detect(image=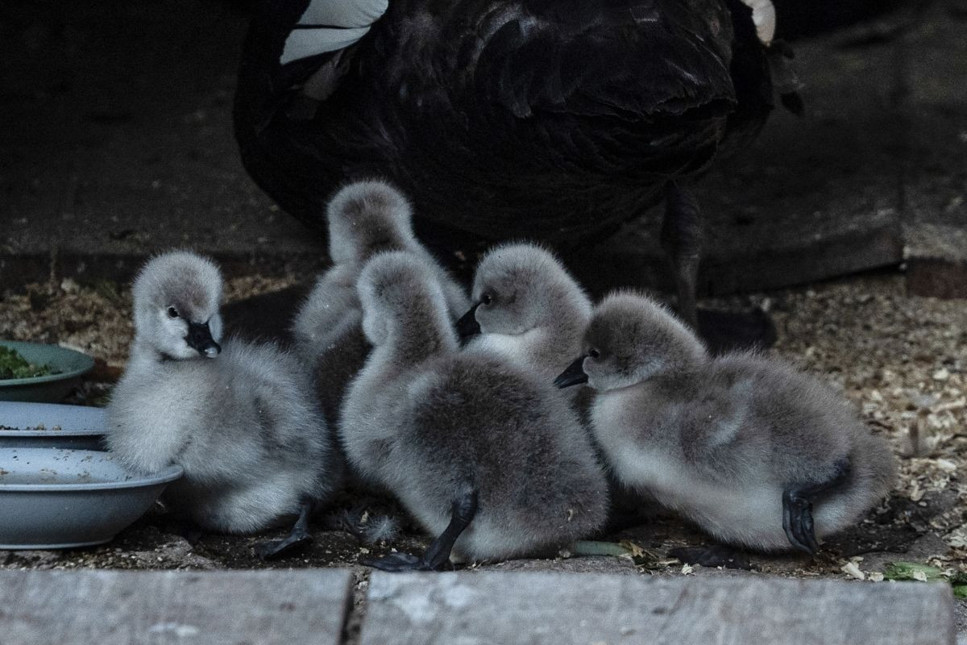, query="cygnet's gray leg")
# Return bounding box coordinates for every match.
[660,181,703,329]
[362,490,479,572]
[782,459,850,555]
[255,497,315,560]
